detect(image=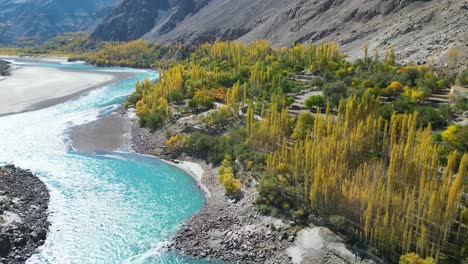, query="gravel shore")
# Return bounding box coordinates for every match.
[71,106,377,263]
[0,165,50,263]
[130,121,376,264]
